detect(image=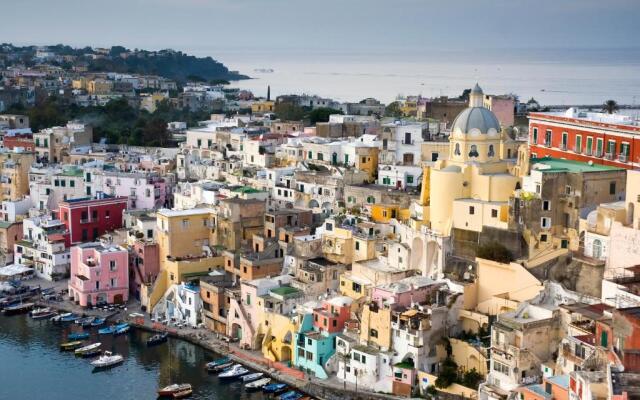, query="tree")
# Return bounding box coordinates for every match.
[458,88,472,102]
[476,241,514,264]
[142,117,170,146]
[308,107,343,124]
[462,368,483,389]
[274,102,306,121]
[384,101,403,118]
[602,99,619,114]
[435,357,459,388]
